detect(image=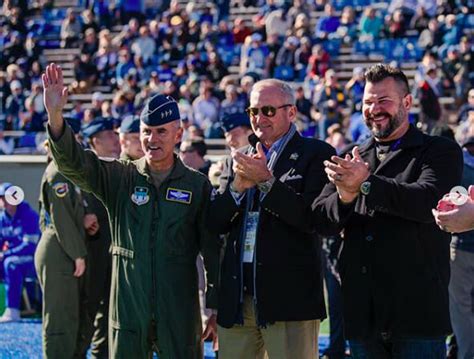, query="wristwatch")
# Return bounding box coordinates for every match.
[360,181,371,196]
[257,176,276,194]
